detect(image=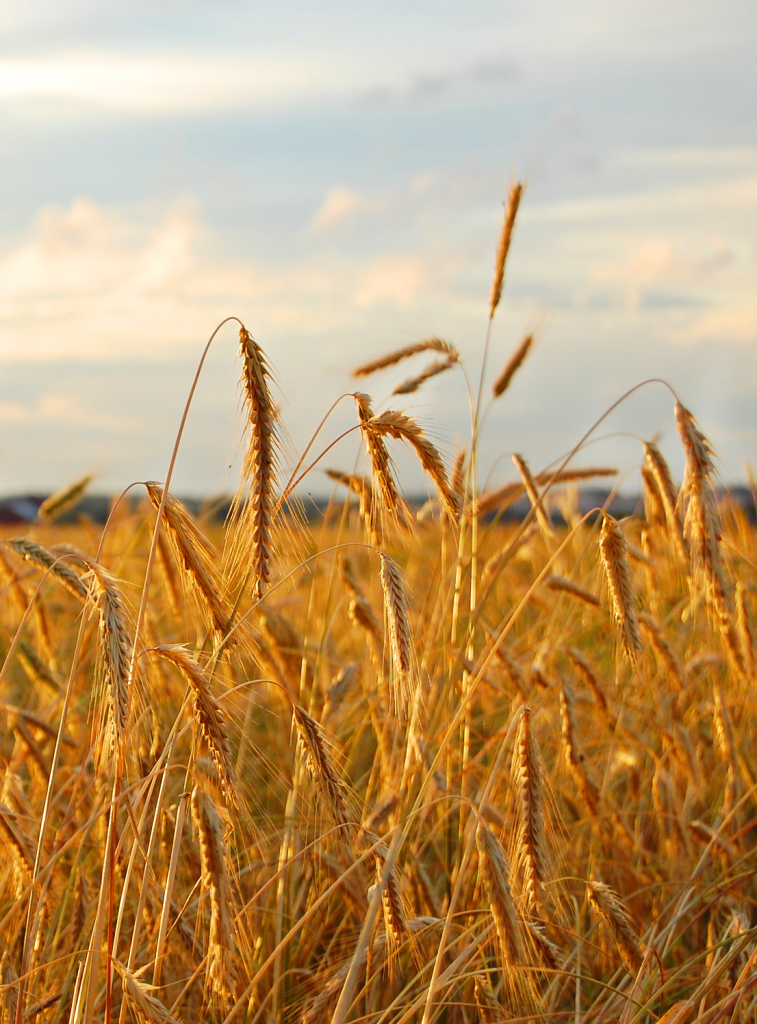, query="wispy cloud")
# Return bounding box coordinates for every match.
[309,173,437,235]
[310,187,365,232]
[0,195,450,362]
[0,392,128,430]
[0,52,342,113]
